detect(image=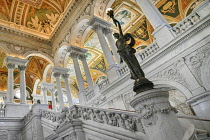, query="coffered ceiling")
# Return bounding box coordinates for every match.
[0,0,73,38]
